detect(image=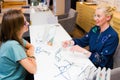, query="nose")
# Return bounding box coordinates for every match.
[26,21,30,26]
[25,21,30,27]
[94,15,100,23]
[93,15,98,21]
